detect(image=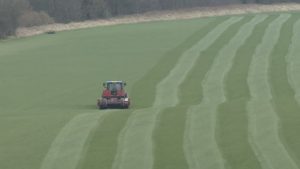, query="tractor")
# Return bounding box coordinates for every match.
[97,81,130,109]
